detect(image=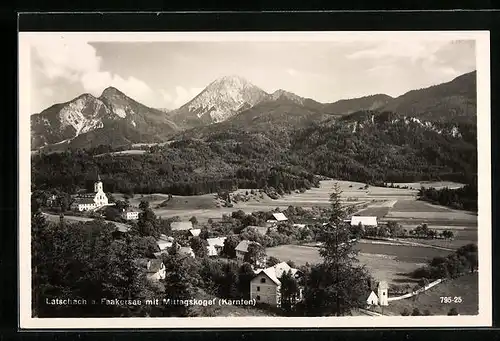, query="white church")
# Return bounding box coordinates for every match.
[70,175,110,212]
[366,281,389,307]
